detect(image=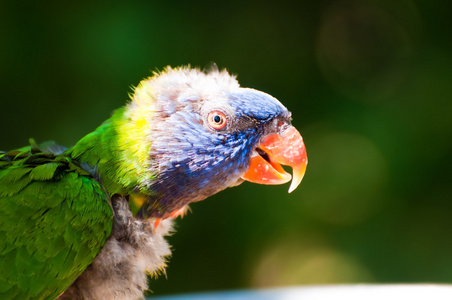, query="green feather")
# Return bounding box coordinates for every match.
[0,101,155,298]
[0,142,113,299]
[29,163,59,181]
